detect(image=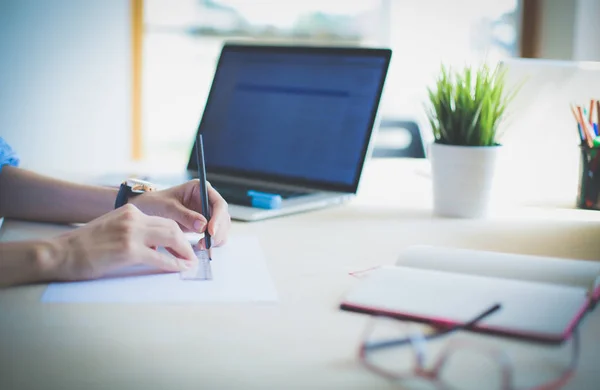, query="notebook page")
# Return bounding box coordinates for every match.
[396,245,600,297]
[341,266,588,342]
